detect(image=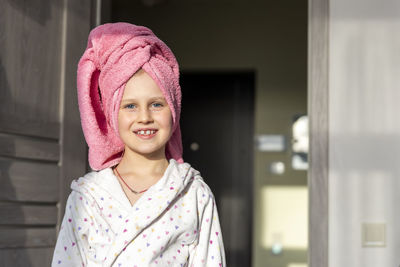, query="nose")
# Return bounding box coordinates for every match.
[137,107,153,123]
